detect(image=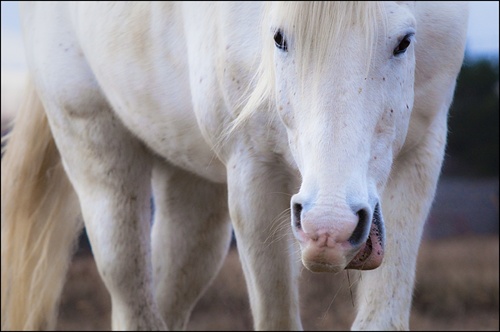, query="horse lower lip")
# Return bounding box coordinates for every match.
[346,213,384,270]
[353,236,373,262]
